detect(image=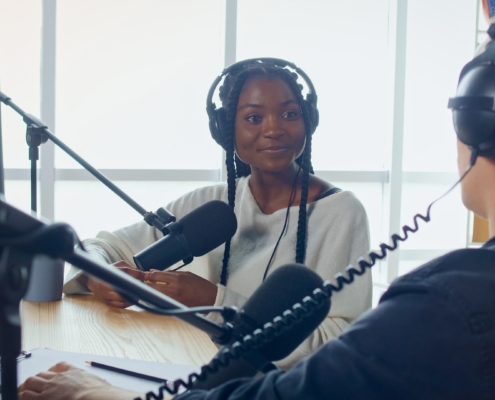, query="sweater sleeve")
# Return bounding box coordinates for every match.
[63,184,227,295]
[63,220,163,294]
